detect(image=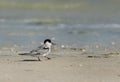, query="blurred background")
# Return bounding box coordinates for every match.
[0,0,120,52]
